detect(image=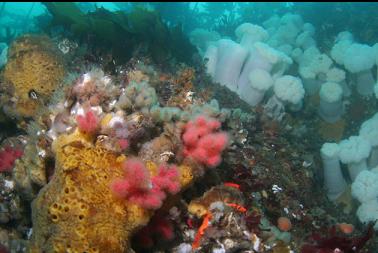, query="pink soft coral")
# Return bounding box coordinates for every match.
[110,158,151,198]
[0,145,23,173]
[76,110,99,134]
[110,159,180,209]
[118,139,129,151]
[182,115,228,168]
[152,164,181,195]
